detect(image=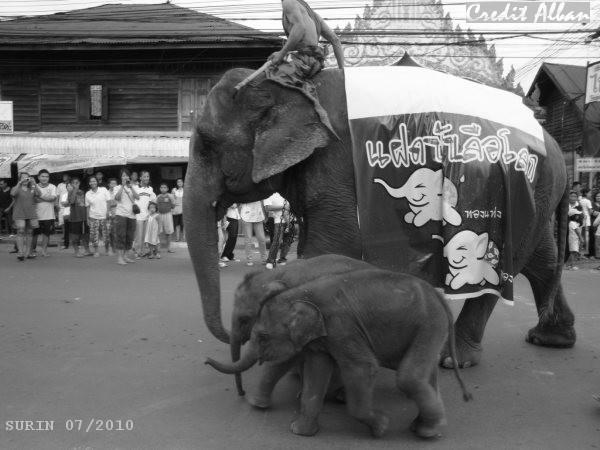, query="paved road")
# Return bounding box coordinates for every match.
[0,242,599,449]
